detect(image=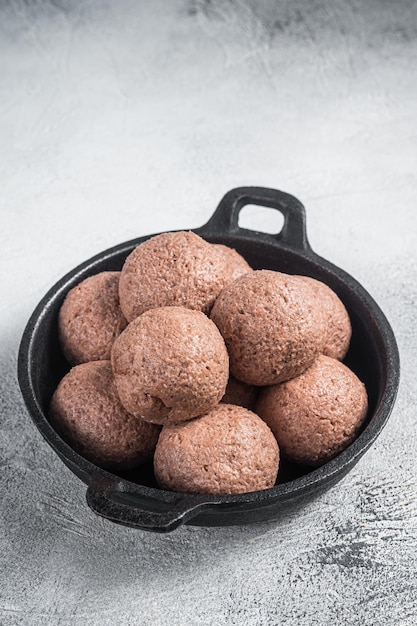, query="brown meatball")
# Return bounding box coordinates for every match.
[221,375,259,410]
[255,355,368,466]
[154,404,279,495]
[212,244,252,281]
[298,276,352,360]
[49,361,160,470]
[58,272,127,365]
[210,270,326,386]
[111,306,229,425]
[118,231,252,322]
